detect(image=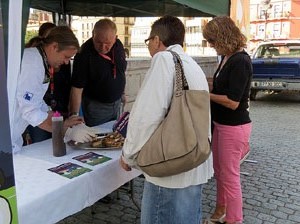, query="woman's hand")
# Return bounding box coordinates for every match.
[119,156,132,171]
[64,123,97,143]
[210,93,239,110]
